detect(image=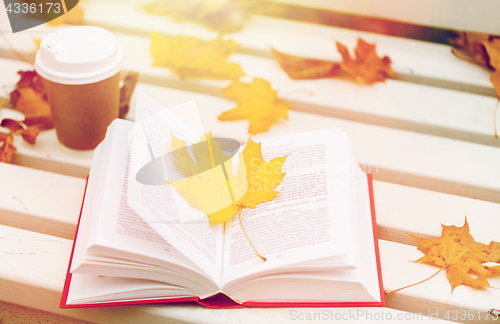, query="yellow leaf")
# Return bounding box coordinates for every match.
[409,218,500,292]
[150,32,244,80]
[33,38,42,56]
[167,135,288,224]
[47,3,85,26]
[142,0,249,34]
[237,137,287,209]
[218,78,289,134]
[207,137,288,223]
[167,133,248,220]
[167,134,288,261]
